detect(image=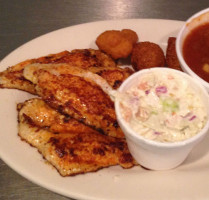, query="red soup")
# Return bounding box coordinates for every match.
[183,23,209,83]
